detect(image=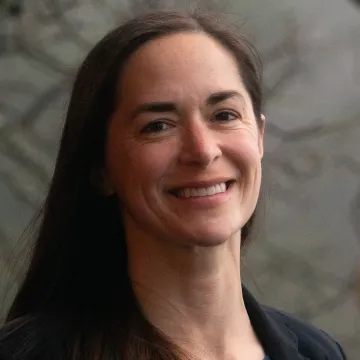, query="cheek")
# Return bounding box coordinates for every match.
[106,140,176,197]
[134,151,171,191]
[224,132,262,170]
